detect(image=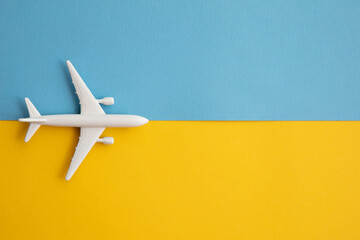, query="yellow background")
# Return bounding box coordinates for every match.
[1,121,360,239]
